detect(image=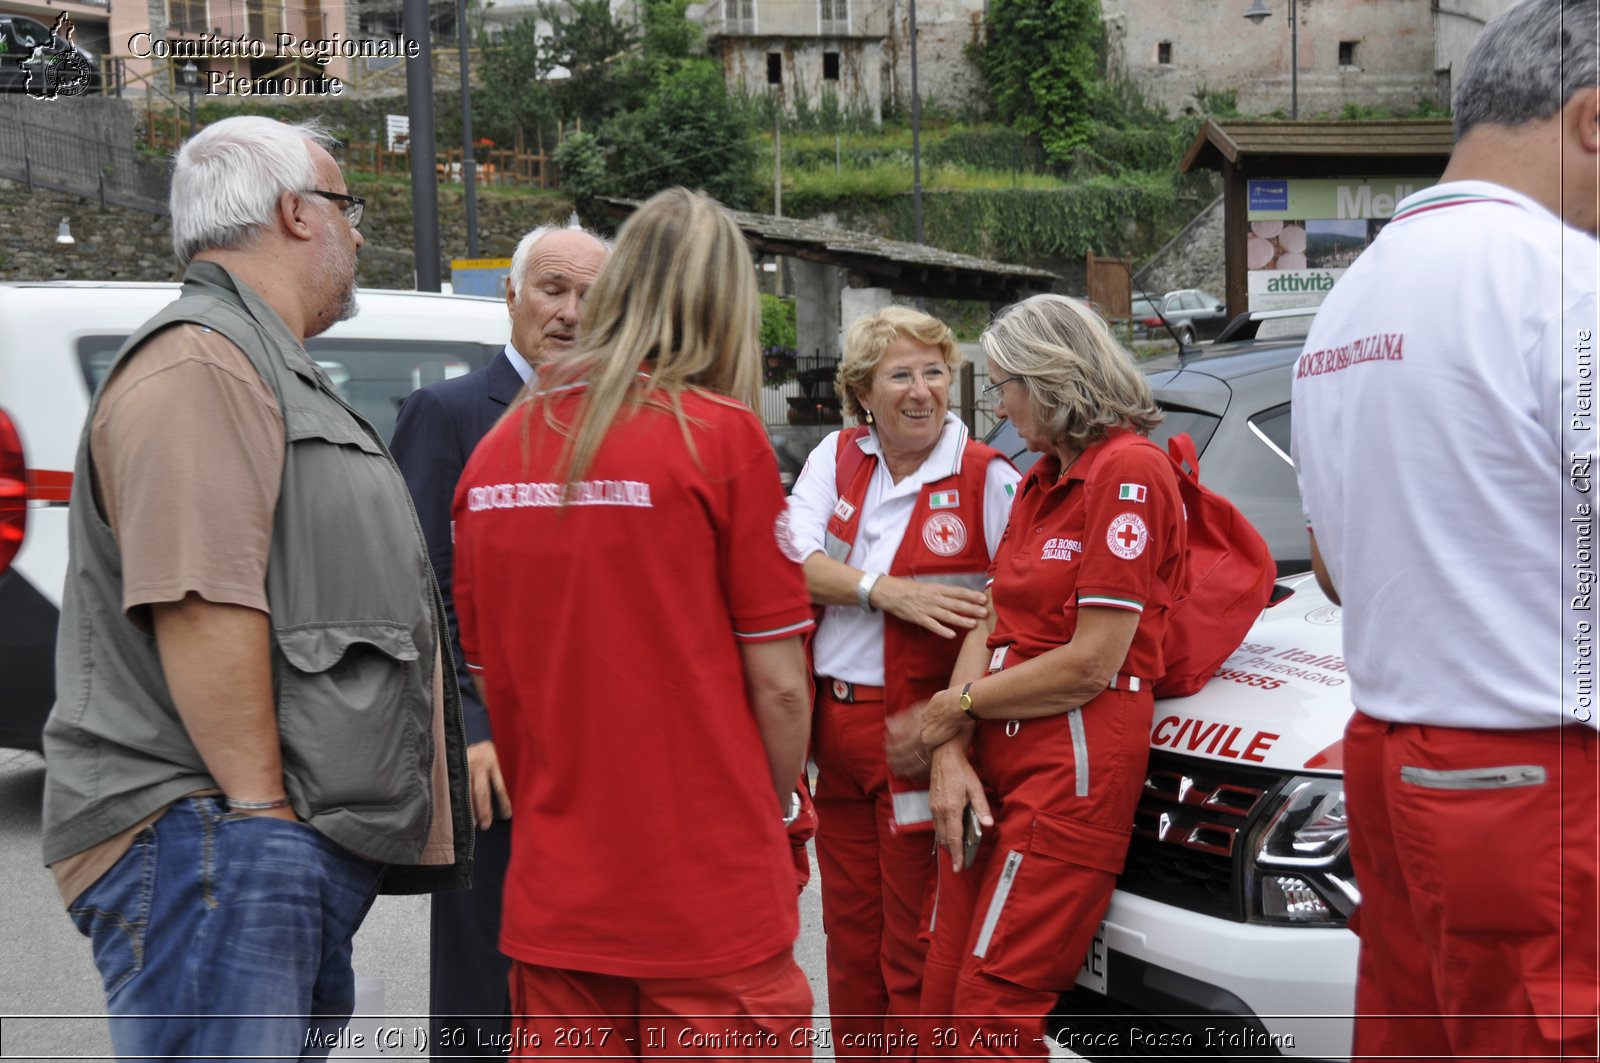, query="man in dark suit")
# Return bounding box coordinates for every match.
[390,224,608,1058]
